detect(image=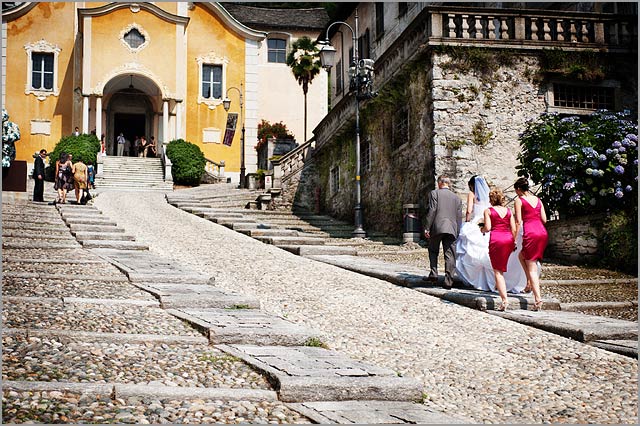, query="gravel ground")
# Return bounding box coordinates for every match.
[3,299,200,336]
[2,334,270,389]
[2,248,102,261]
[2,391,308,424]
[94,190,638,424]
[2,276,155,300]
